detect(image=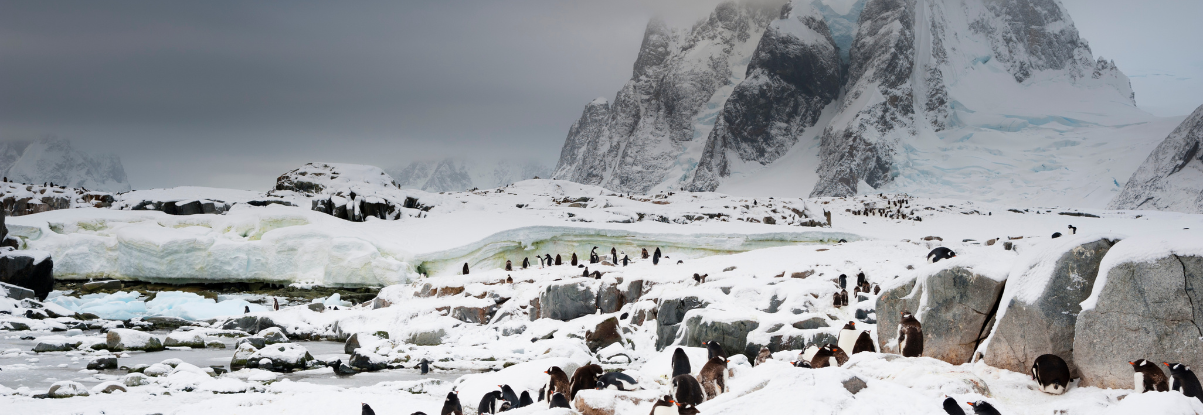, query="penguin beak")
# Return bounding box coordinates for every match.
[1128,361,1134,365]
[1163,362,1170,366]
[967,402,975,406]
